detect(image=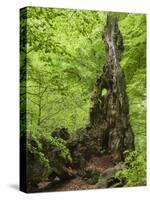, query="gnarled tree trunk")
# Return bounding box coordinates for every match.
[89,16,134,162]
